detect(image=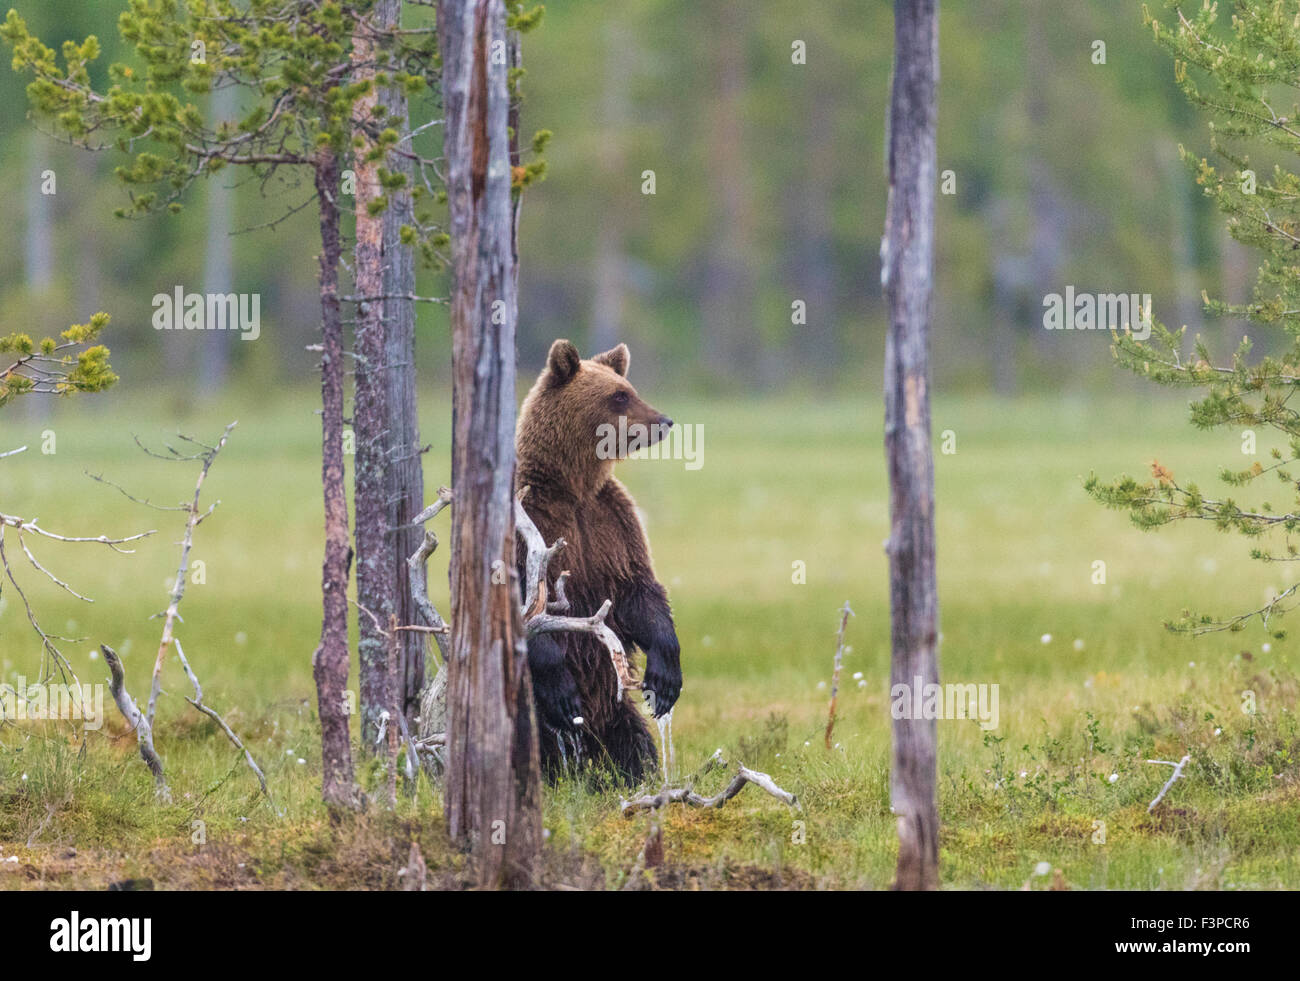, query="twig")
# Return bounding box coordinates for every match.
[101,645,170,801]
[408,486,452,664]
[620,759,800,816]
[824,601,855,749]
[1146,754,1192,813]
[515,492,638,698]
[173,639,272,804]
[527,599,638,700]
[145,422,237,727]
[514,494,564,618]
